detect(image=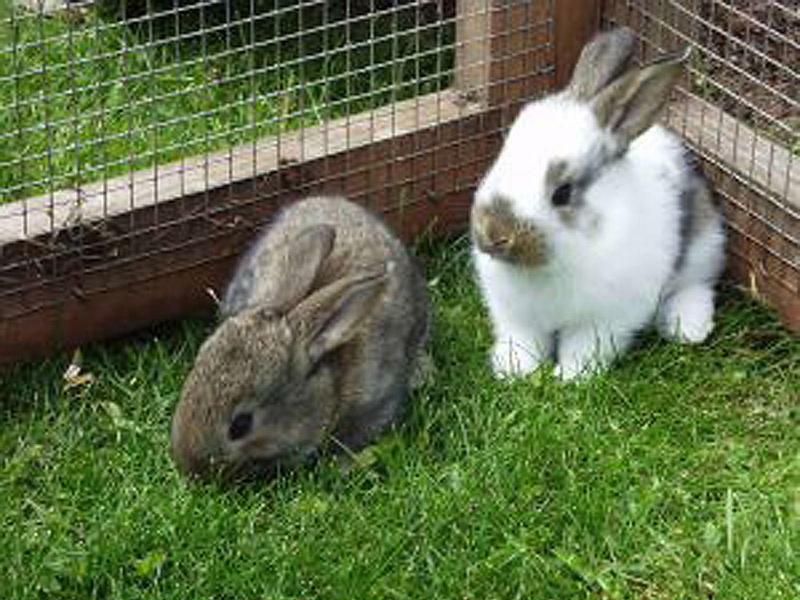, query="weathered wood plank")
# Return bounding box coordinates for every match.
[666,94,799,333]
[0,91,480,246]
[454,0,491,101]
[553,0,602,89]
[0,98,518,365]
